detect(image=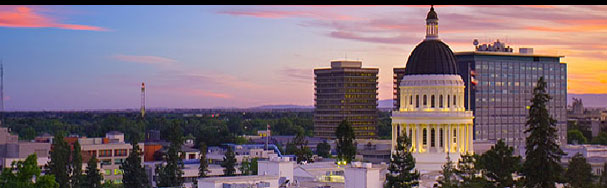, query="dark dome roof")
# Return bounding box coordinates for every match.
[404,40,458,75]
[426,6,438,20]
